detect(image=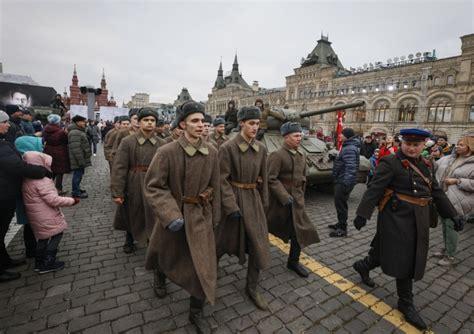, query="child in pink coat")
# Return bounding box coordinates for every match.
[22,151,79,274]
